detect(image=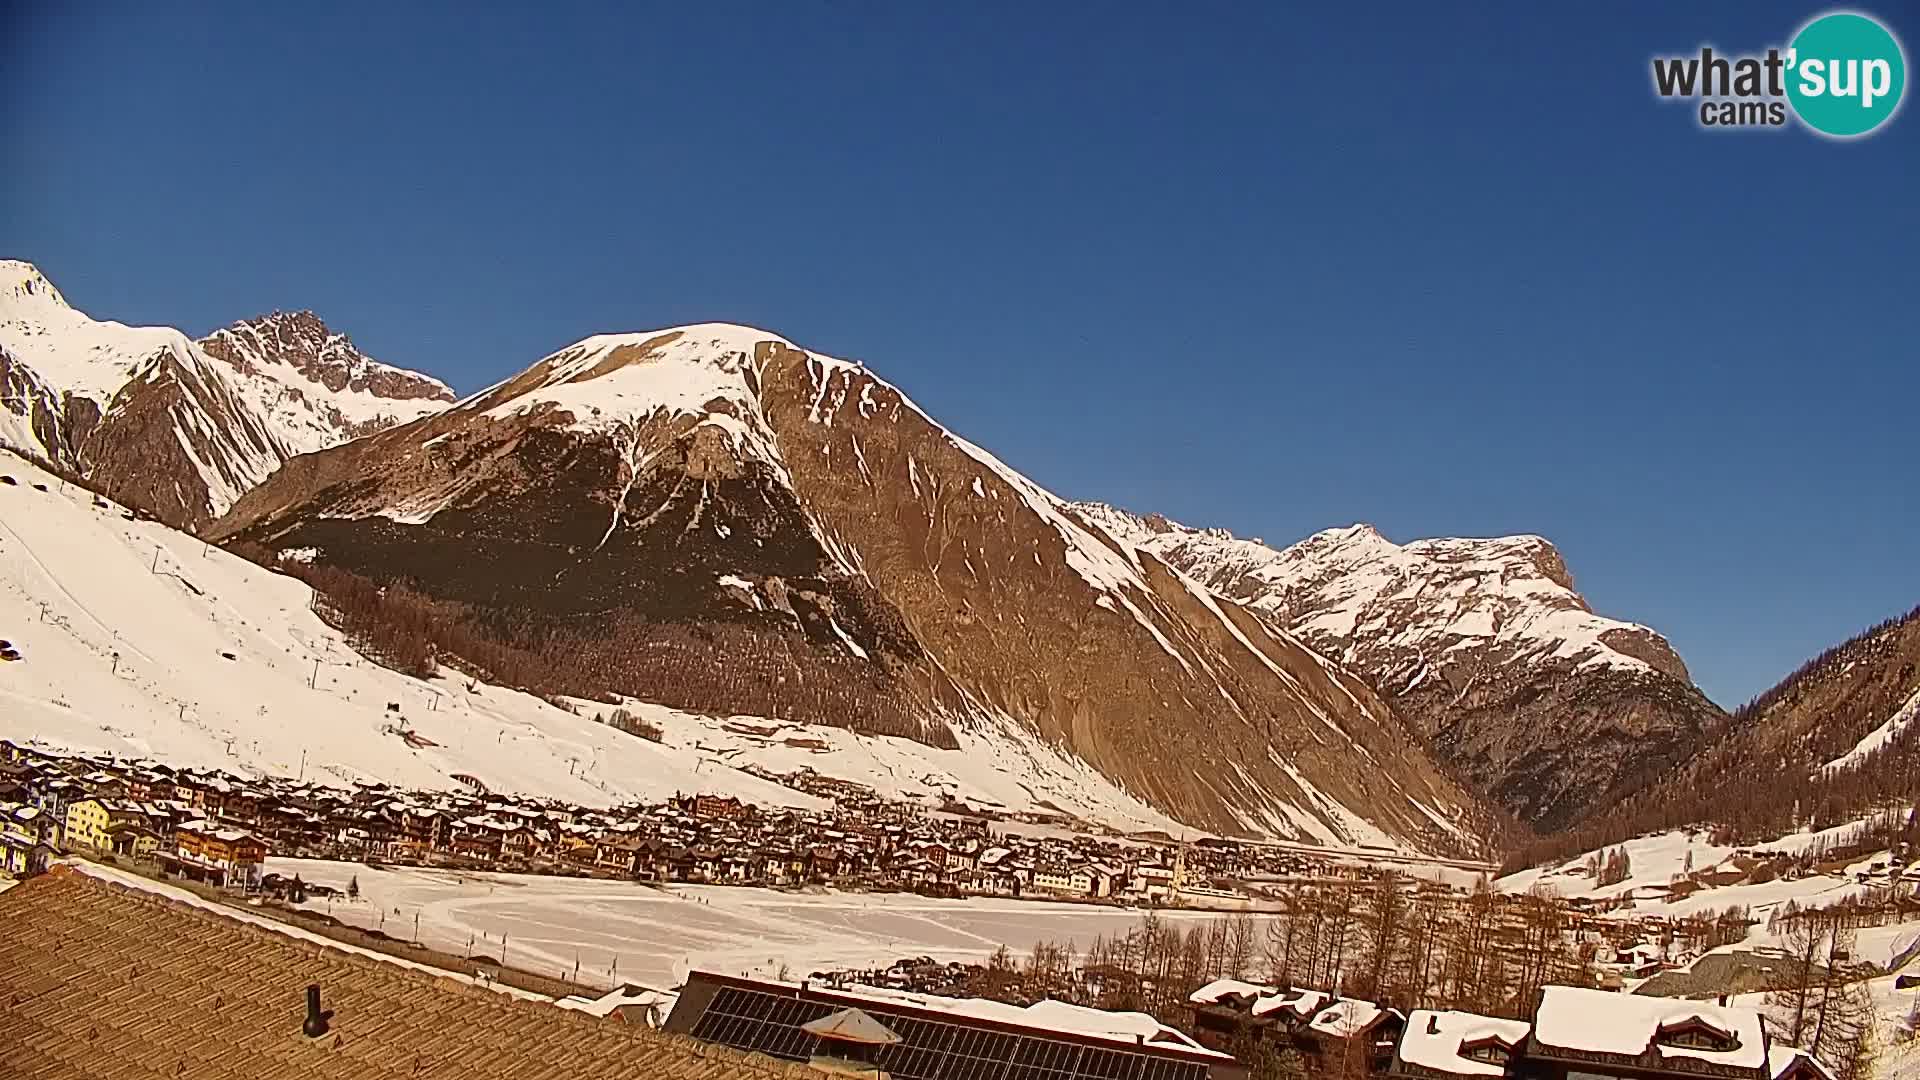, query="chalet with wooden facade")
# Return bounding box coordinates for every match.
[168,820,268,889]
[1187,979,1400,1073]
